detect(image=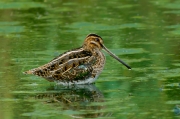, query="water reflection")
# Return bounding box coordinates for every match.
[35,84,109,118]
